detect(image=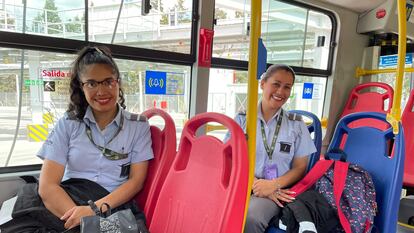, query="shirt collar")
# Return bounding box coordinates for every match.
[83,104,122,127]
[257,101,283,123]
